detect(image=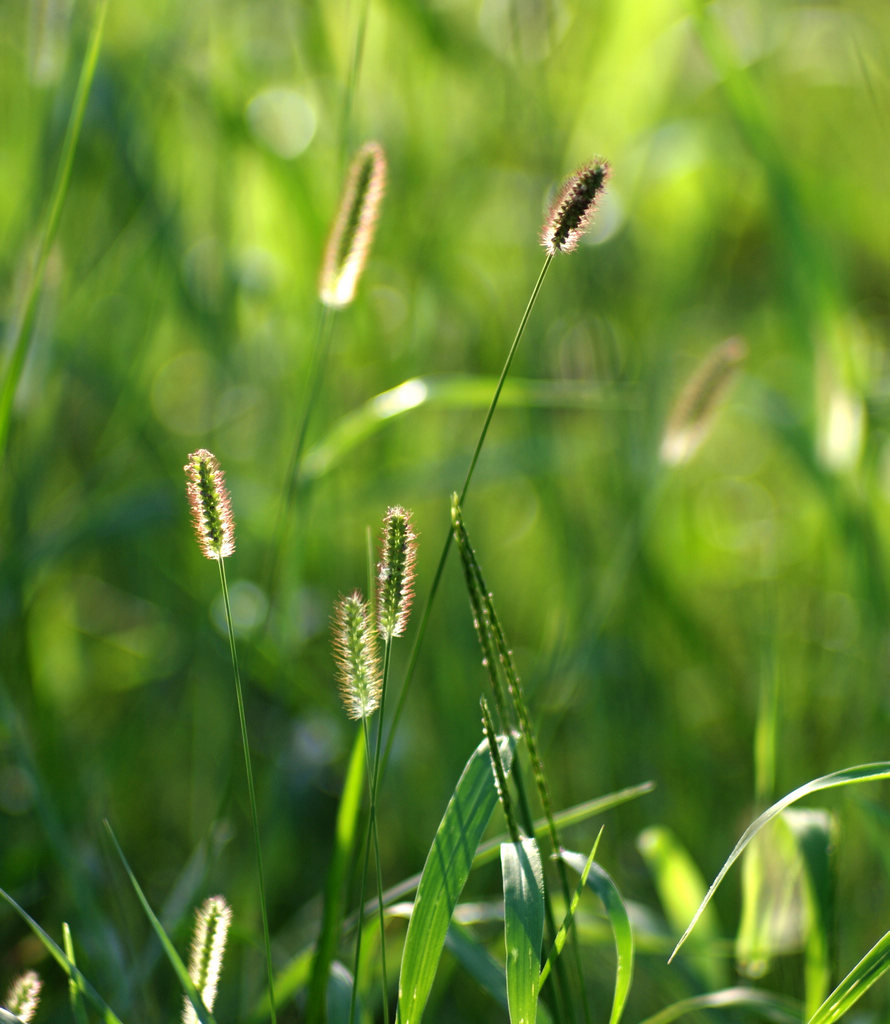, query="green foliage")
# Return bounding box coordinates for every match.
[4,0,890,1019]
